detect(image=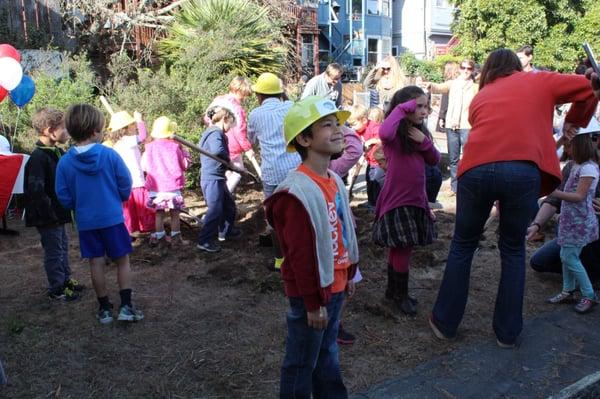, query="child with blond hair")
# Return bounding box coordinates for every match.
[104,111,155,238]
[141,116,191,250]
